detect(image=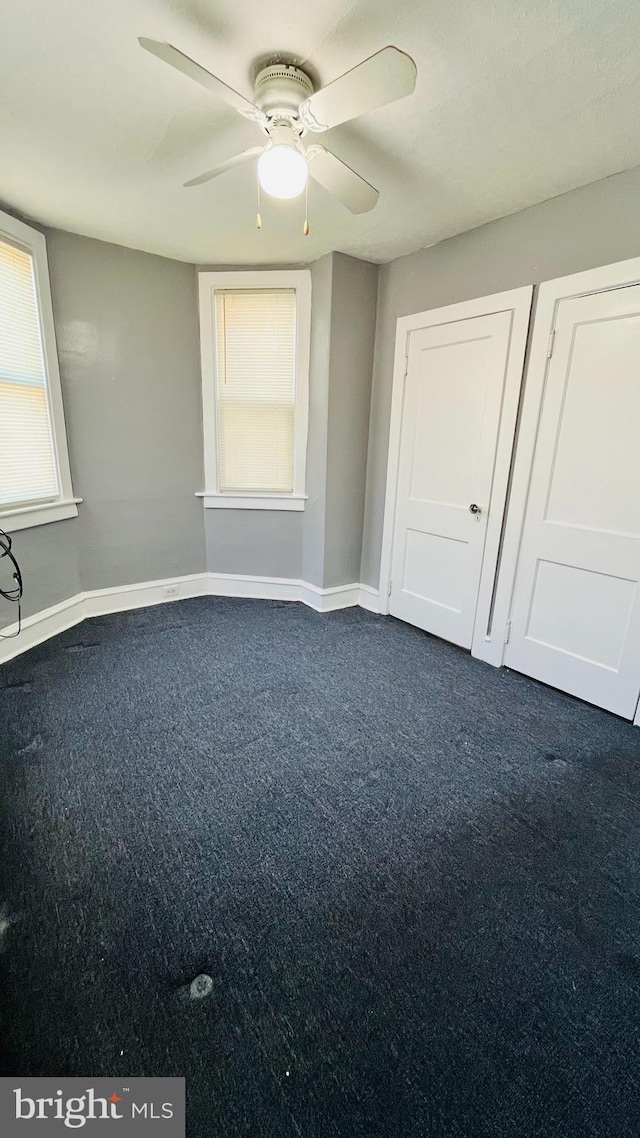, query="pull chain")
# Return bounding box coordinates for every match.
[303,178,309,236]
